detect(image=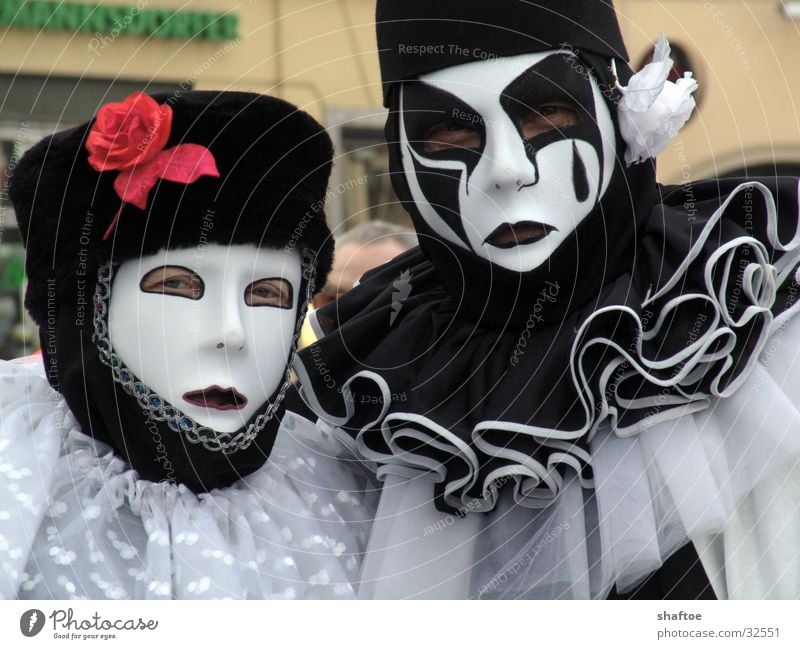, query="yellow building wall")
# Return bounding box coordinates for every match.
[620,0,800,182]
[0,0,381,121]
[1,0,798,180]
